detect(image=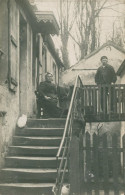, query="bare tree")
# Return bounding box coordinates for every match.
[59,0,76,69]
[69,0,108,60]
[111,17,125,48]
